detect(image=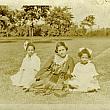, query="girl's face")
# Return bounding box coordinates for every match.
[57,46,67,58]
[27,46,35,57]
[80,53,89,64]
